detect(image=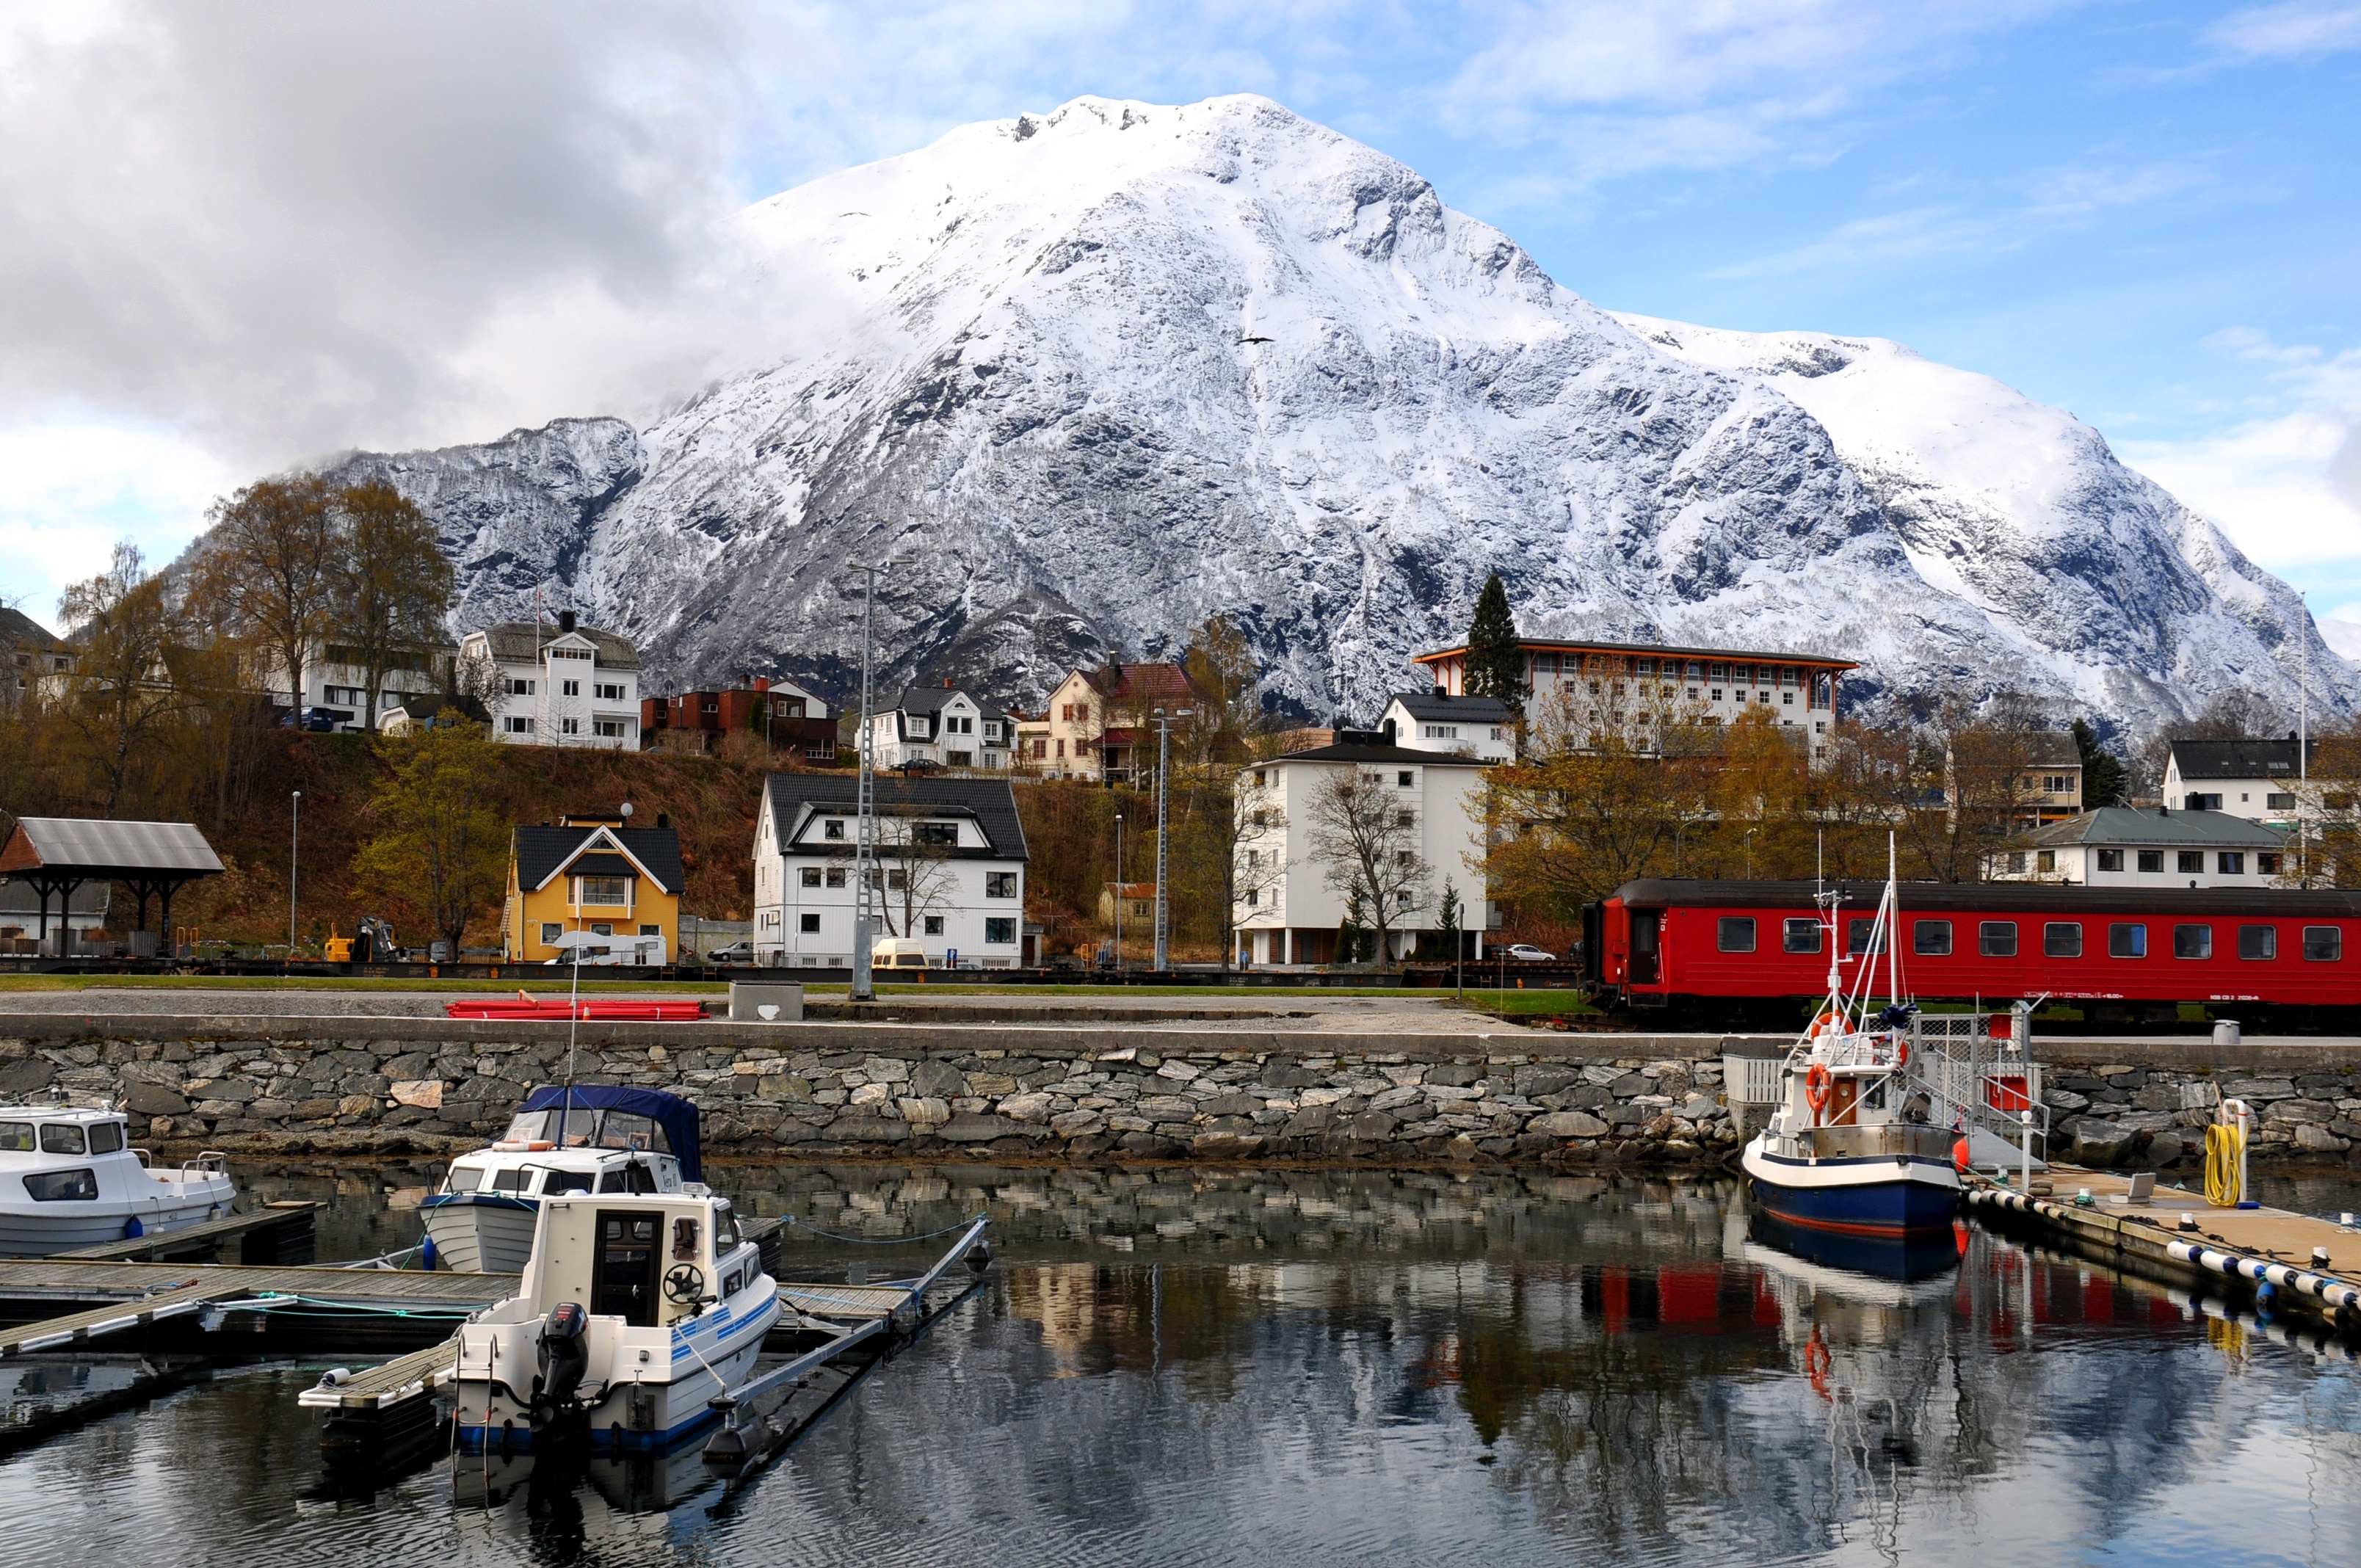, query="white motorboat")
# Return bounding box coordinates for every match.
[422,1086,701,1274]
[451,1187,781,1453]
[0,1104,236,1256]
[1739,855,1962,1248]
